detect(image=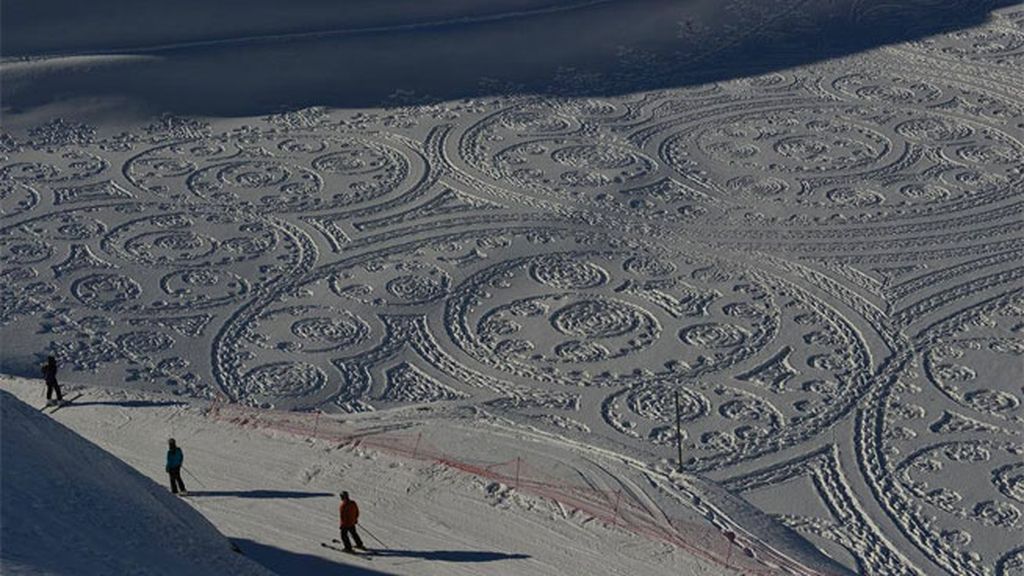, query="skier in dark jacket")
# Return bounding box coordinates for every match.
[338,491,365,552]
[41,355,63,405]
[166,439,187,495]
